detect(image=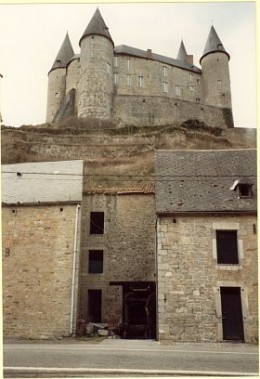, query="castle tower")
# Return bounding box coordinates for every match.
[46,33,74,123]
[200,26,232,112]
[78,8,114,120]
